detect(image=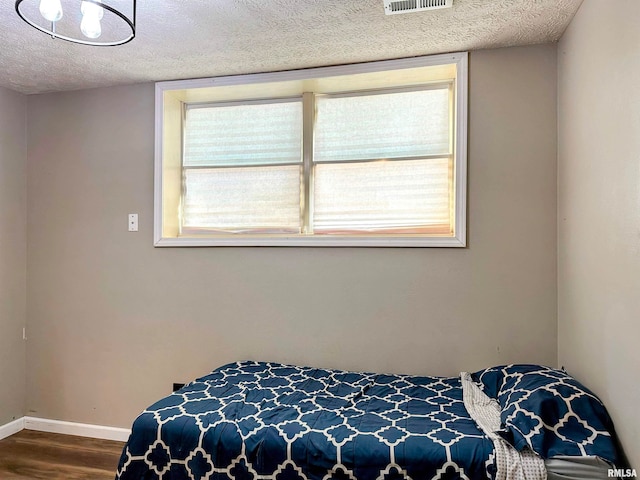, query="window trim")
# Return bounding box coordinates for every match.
[154,52,468,247]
